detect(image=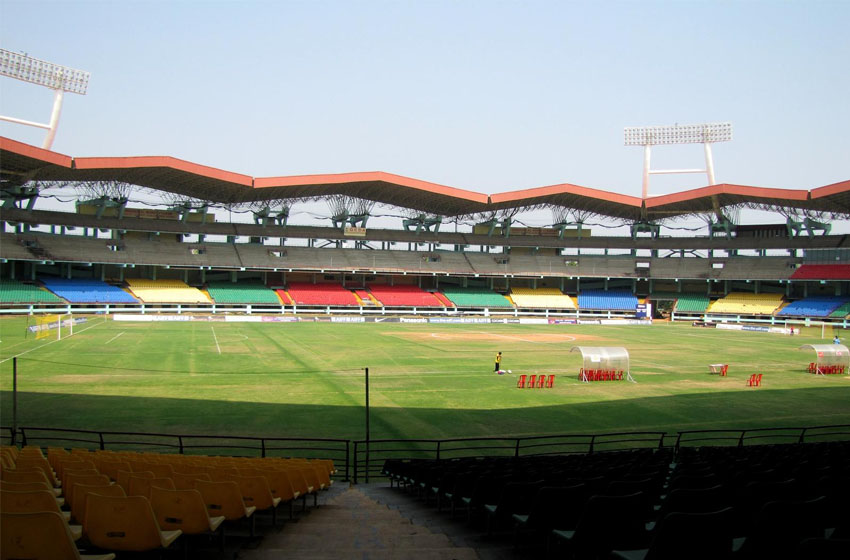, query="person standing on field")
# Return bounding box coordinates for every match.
[494,351,502,372]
